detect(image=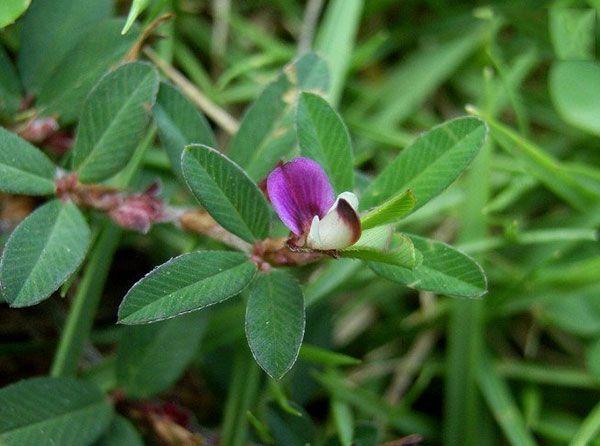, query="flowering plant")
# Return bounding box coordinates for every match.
[2,1,597,445]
